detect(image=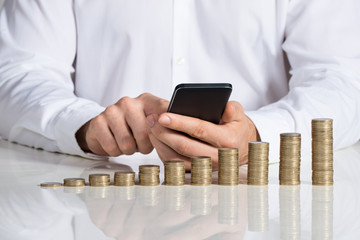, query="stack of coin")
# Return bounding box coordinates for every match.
[89,173,110,187]
[63,178,85,187]
[312,118,333,186]
[218,148,239,185]
[164,160,185,186]
[279,133,301,185]
[191,156,212,186]
[247,142,269,185]
[139,165,160,186]
[114,171,135,186]
[40,182,62,188]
